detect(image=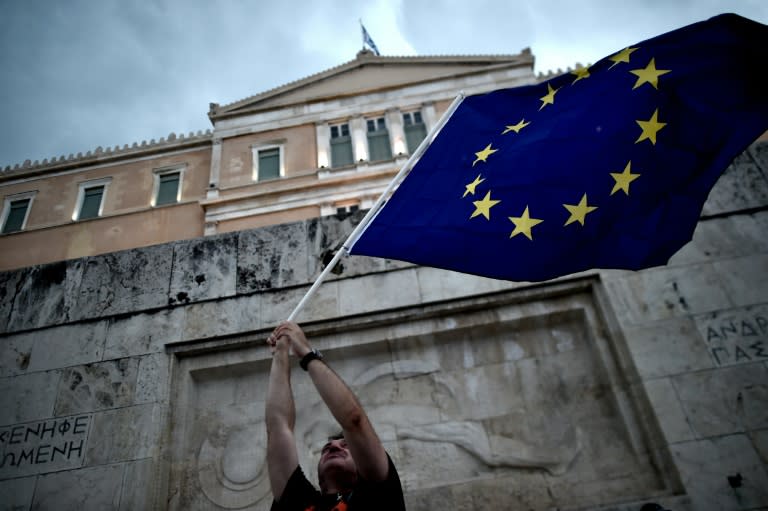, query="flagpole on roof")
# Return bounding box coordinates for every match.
[286,92,466,321]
